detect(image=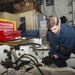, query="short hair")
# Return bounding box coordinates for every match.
[47,15,59,28]
[20,17,25,22]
